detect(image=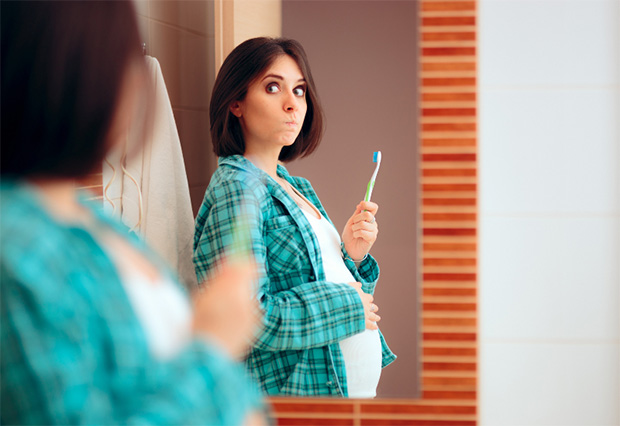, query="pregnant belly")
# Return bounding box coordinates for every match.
[339,329,382,398]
